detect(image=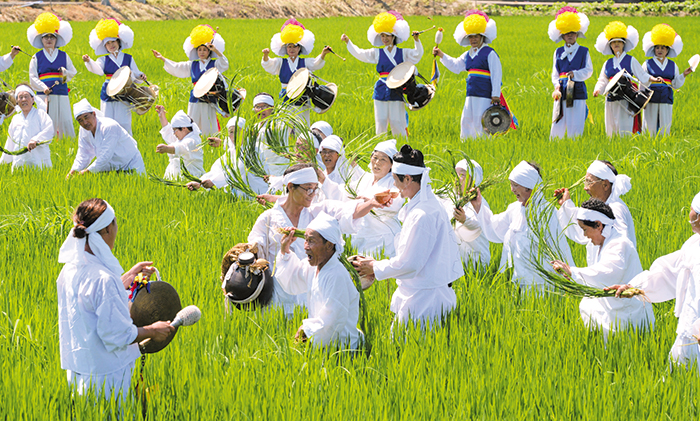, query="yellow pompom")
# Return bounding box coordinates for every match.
[604,21,628,41]
[462,14,487,36]
[189,24,214,48]
[95,19,119,41]
[650,23,676,47]
[280,24,304,45]
[373,12,397,35]
[555,12,581,35]
[34,12,60,35]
